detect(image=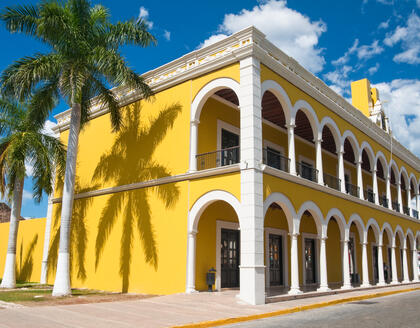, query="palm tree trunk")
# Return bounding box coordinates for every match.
[40,169,56,284]
[0,178,24,288]
[52,103,81,296]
